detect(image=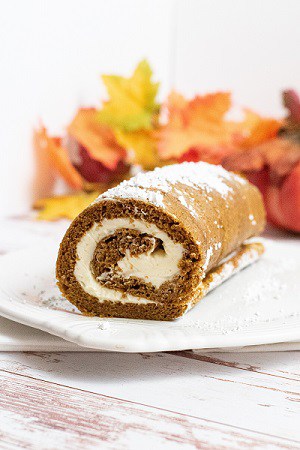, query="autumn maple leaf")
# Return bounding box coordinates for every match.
[158,92,235,161]
[97,60,159,132]
[237,110,280,149]
[34,191,99,221]
[115,129,160,170]
[68,108,127,170]
[158,92,281,164]
[33,127,84,191]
